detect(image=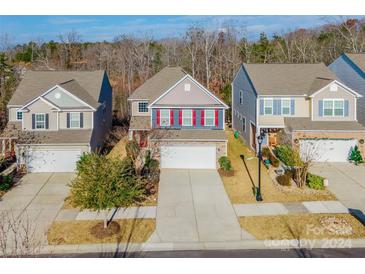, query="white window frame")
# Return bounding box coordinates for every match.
[35,113,46,130]
[239,90,243,105]
[182,109,192,126]
[281,98,291,116]
[138,102,148,113]
[16,109,23,121]
[263,98,273,115]
[323,99,344,117]
[159,109,170,126]
[70,112,81,128]
[204,109,215,126]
